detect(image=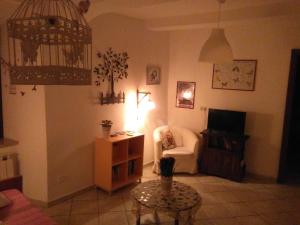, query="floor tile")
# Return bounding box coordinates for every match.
[246,201,278,214]
[73,189,98,201]
[236,216,269,225]
[224,202,257,217]
[201,204,234,219]
[52,216,70,225]
[231,190,260,202]
[200,192,221,205]
[210,217,239,225]
[212,191,241,203]
[71,200,99,215]
[44,200,72,216]
[123,195,135,211]
[99,195,125,213]
[69,214,99,225]
[173,175,199,184]
[195,207,210,220]
[260,212,300,225]
[101,211,128,225]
